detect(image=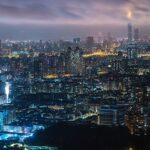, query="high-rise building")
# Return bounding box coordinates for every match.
[65,47,83,75]
[73,38,81,44]
[0,110,16,131]
[33,58,45,78]
[134,28,139,41]
[86,36,94,48]
[70,47,83,75]
[127,43,139,59]
[128,23,133,42]
[65,47,72,74]
[98,105,127,126]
